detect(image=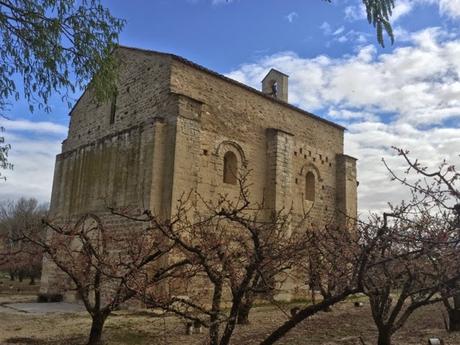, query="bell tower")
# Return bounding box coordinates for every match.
[262,68,289,102]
